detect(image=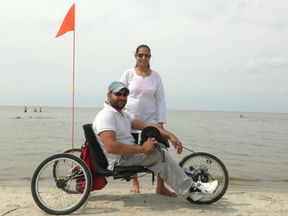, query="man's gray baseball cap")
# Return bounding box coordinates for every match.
[108,81,130,93]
